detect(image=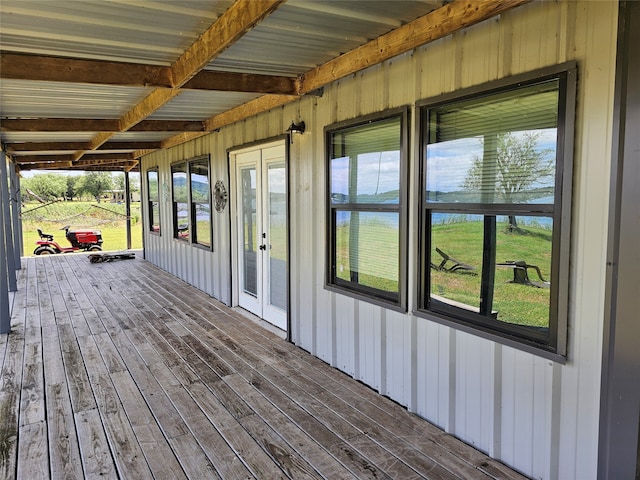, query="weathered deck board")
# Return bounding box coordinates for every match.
[0,254,528,480]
